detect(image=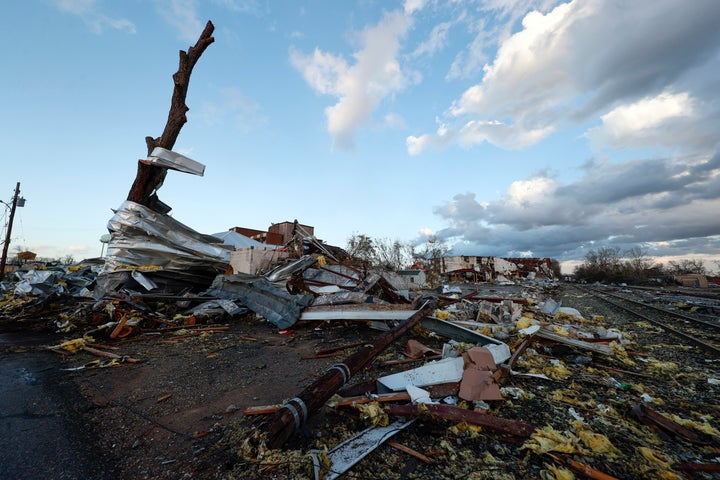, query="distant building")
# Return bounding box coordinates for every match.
[674,274,708,288]
[17,251,37,264]
[383,270,428,290]
[231,221,315,246]
[431,255,555,282]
